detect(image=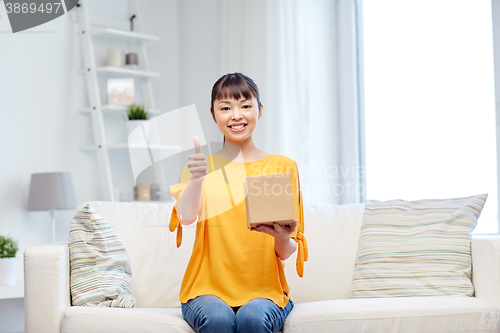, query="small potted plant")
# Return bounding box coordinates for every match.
[0,234,19,285]
[126,104,149,137]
